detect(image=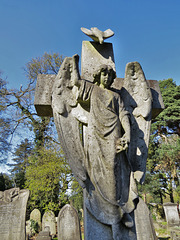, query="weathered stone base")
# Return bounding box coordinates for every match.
[84,192,157,240]
[36,231,51,240]
[83,193,137,240]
